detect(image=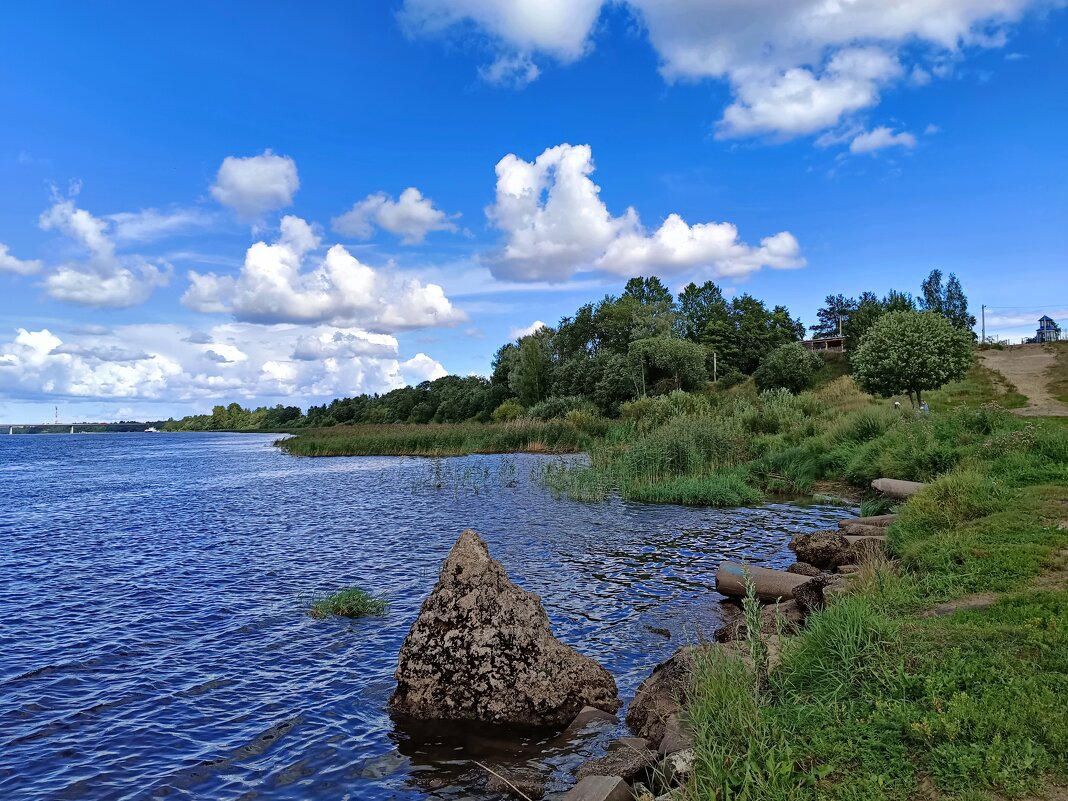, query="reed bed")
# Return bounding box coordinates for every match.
[277,420,599,457]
